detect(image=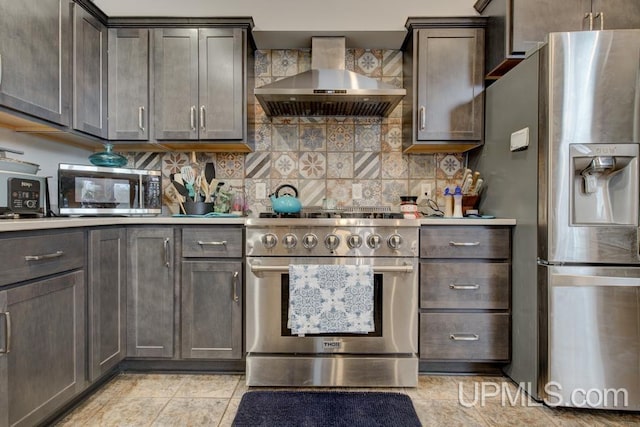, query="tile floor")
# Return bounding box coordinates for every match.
[55,373,640,426]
